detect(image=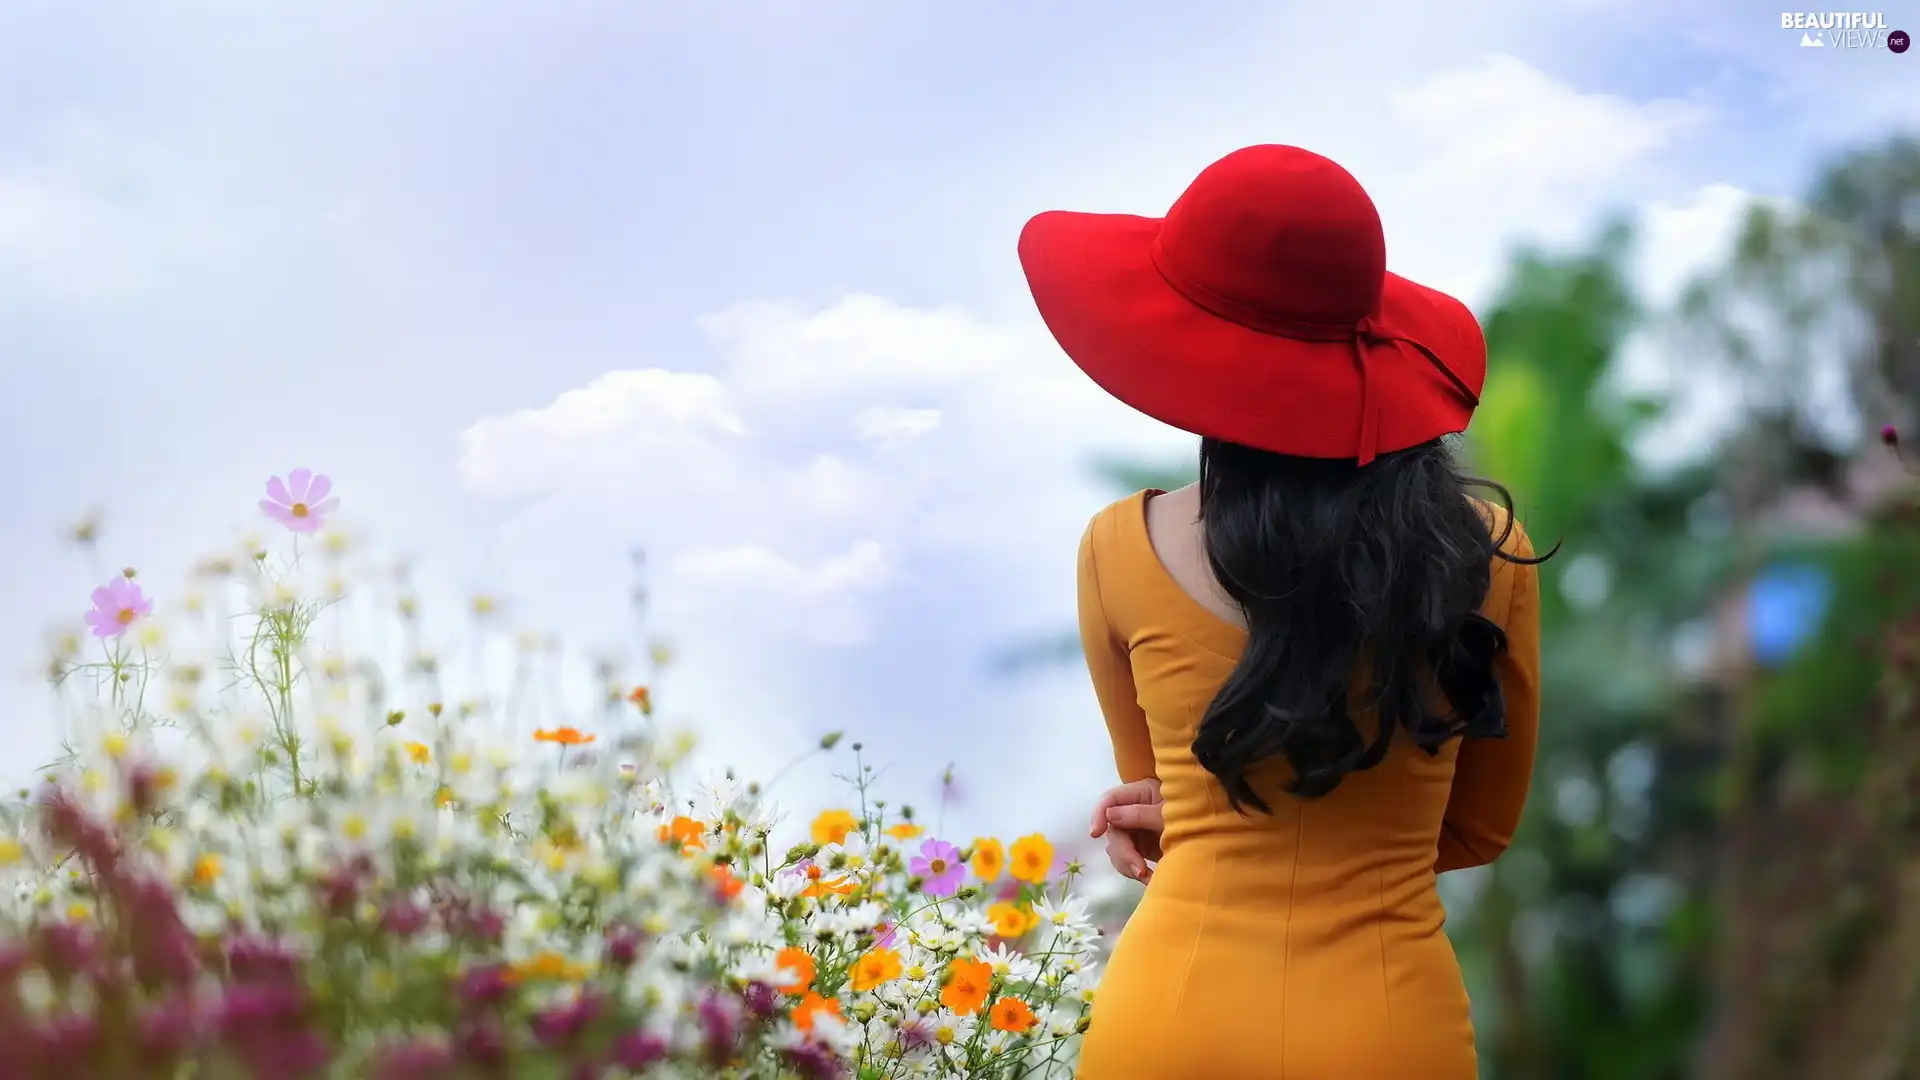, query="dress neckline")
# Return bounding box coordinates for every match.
[1127,489,1247,660]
